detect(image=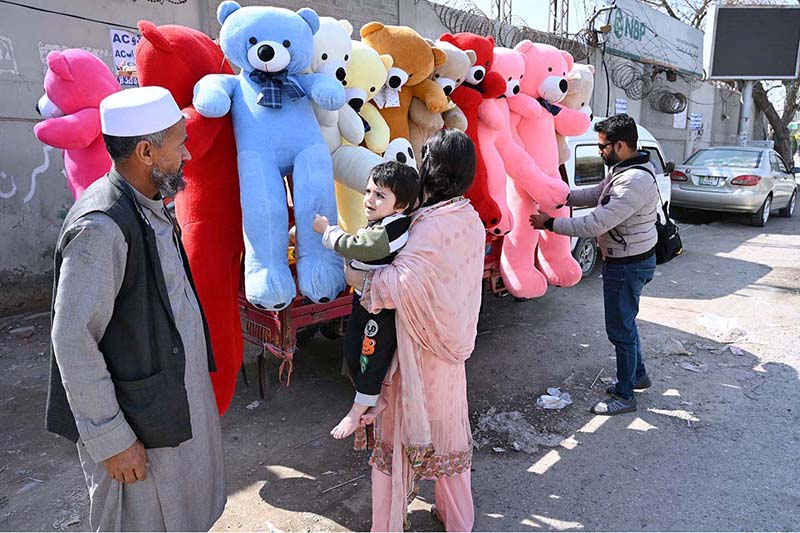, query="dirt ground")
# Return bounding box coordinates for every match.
[1,210,799,532]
